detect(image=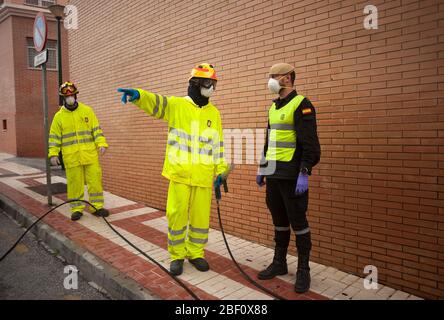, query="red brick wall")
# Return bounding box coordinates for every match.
[12,14,70,158]
[0,0,71,157]
[0,16,18,155]
[68,0,443,299]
